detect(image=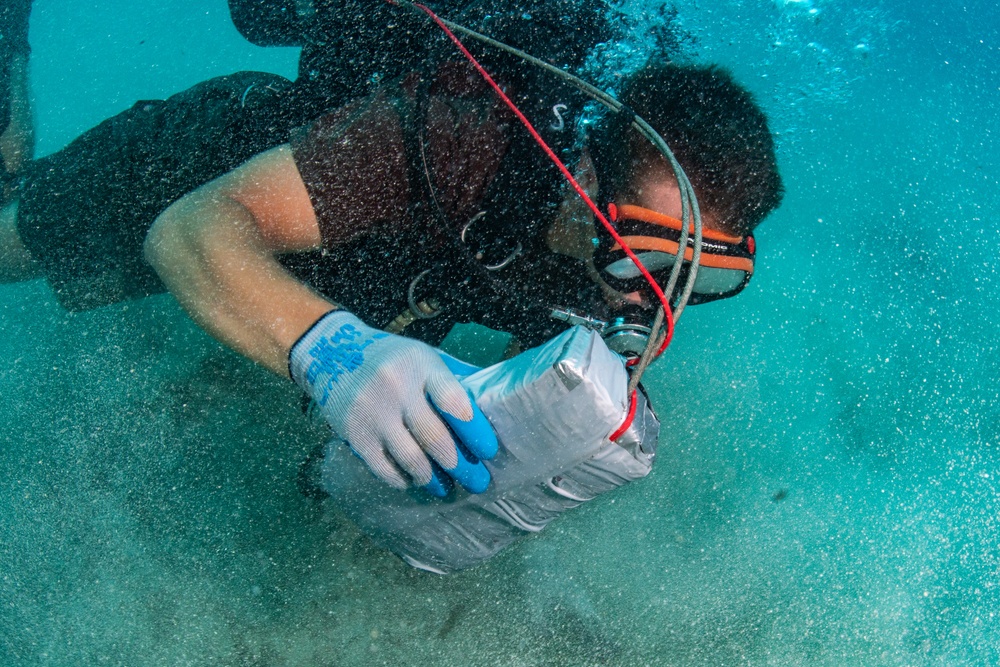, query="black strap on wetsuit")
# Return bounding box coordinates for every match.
[389,53,606,349]
[279,70,585,348]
